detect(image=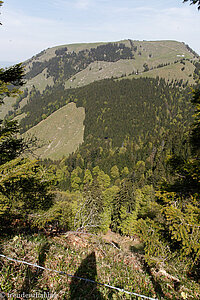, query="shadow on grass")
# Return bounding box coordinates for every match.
[130,242,145,254]
[0,239,9,299]
[19,241,50,295]
[188,260,200,283]
[70,252,104,300]
[130,243,165,298]
[141,260,165,299]
[0,240,8,299]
